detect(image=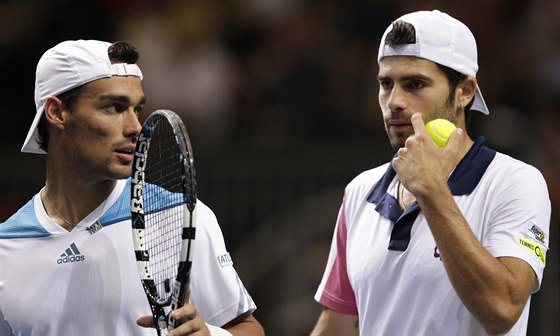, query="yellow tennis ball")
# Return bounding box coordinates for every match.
[425,119,456,147]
